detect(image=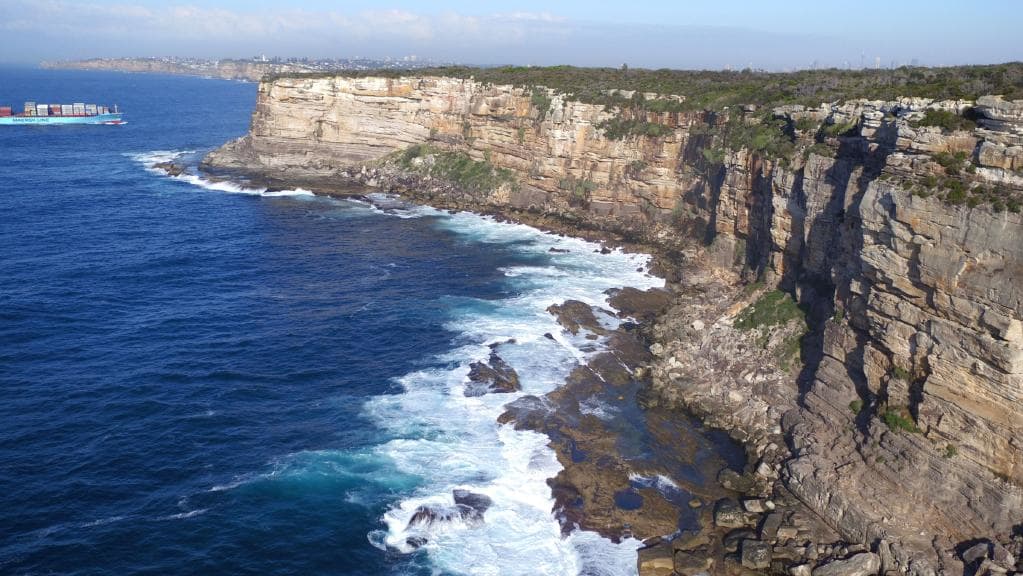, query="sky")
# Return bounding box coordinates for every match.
[1,0,1021,70]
